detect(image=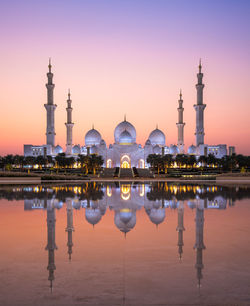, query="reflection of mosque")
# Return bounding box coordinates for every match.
[23,183,237,289]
